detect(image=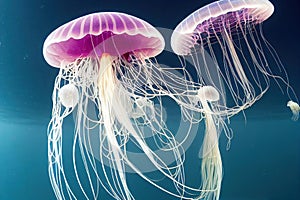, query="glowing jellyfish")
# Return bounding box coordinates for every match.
[43,12,205,200]
[287,100,300,121]
[58,84,79,108]
[170,0,298,199]
[196,86,222,200]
